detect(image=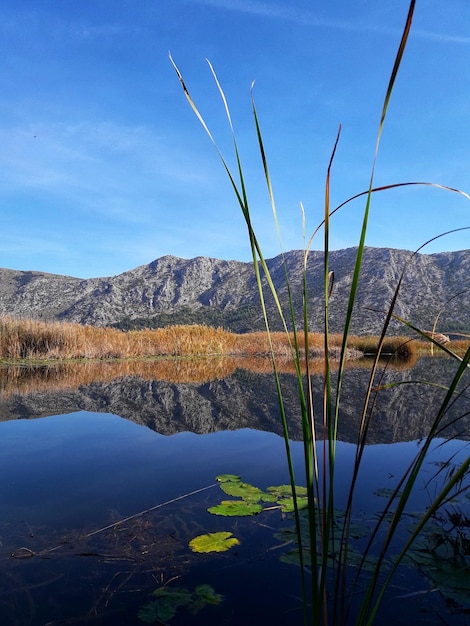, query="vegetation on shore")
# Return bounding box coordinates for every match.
[1,316,467,363]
